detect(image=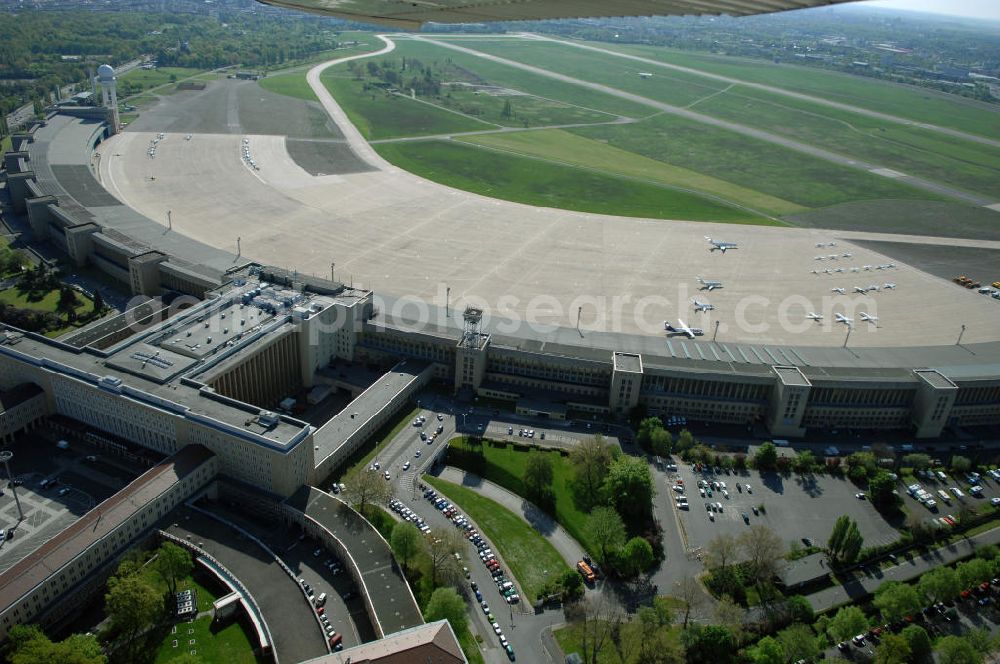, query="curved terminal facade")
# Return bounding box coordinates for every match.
[4,113,1000,450]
